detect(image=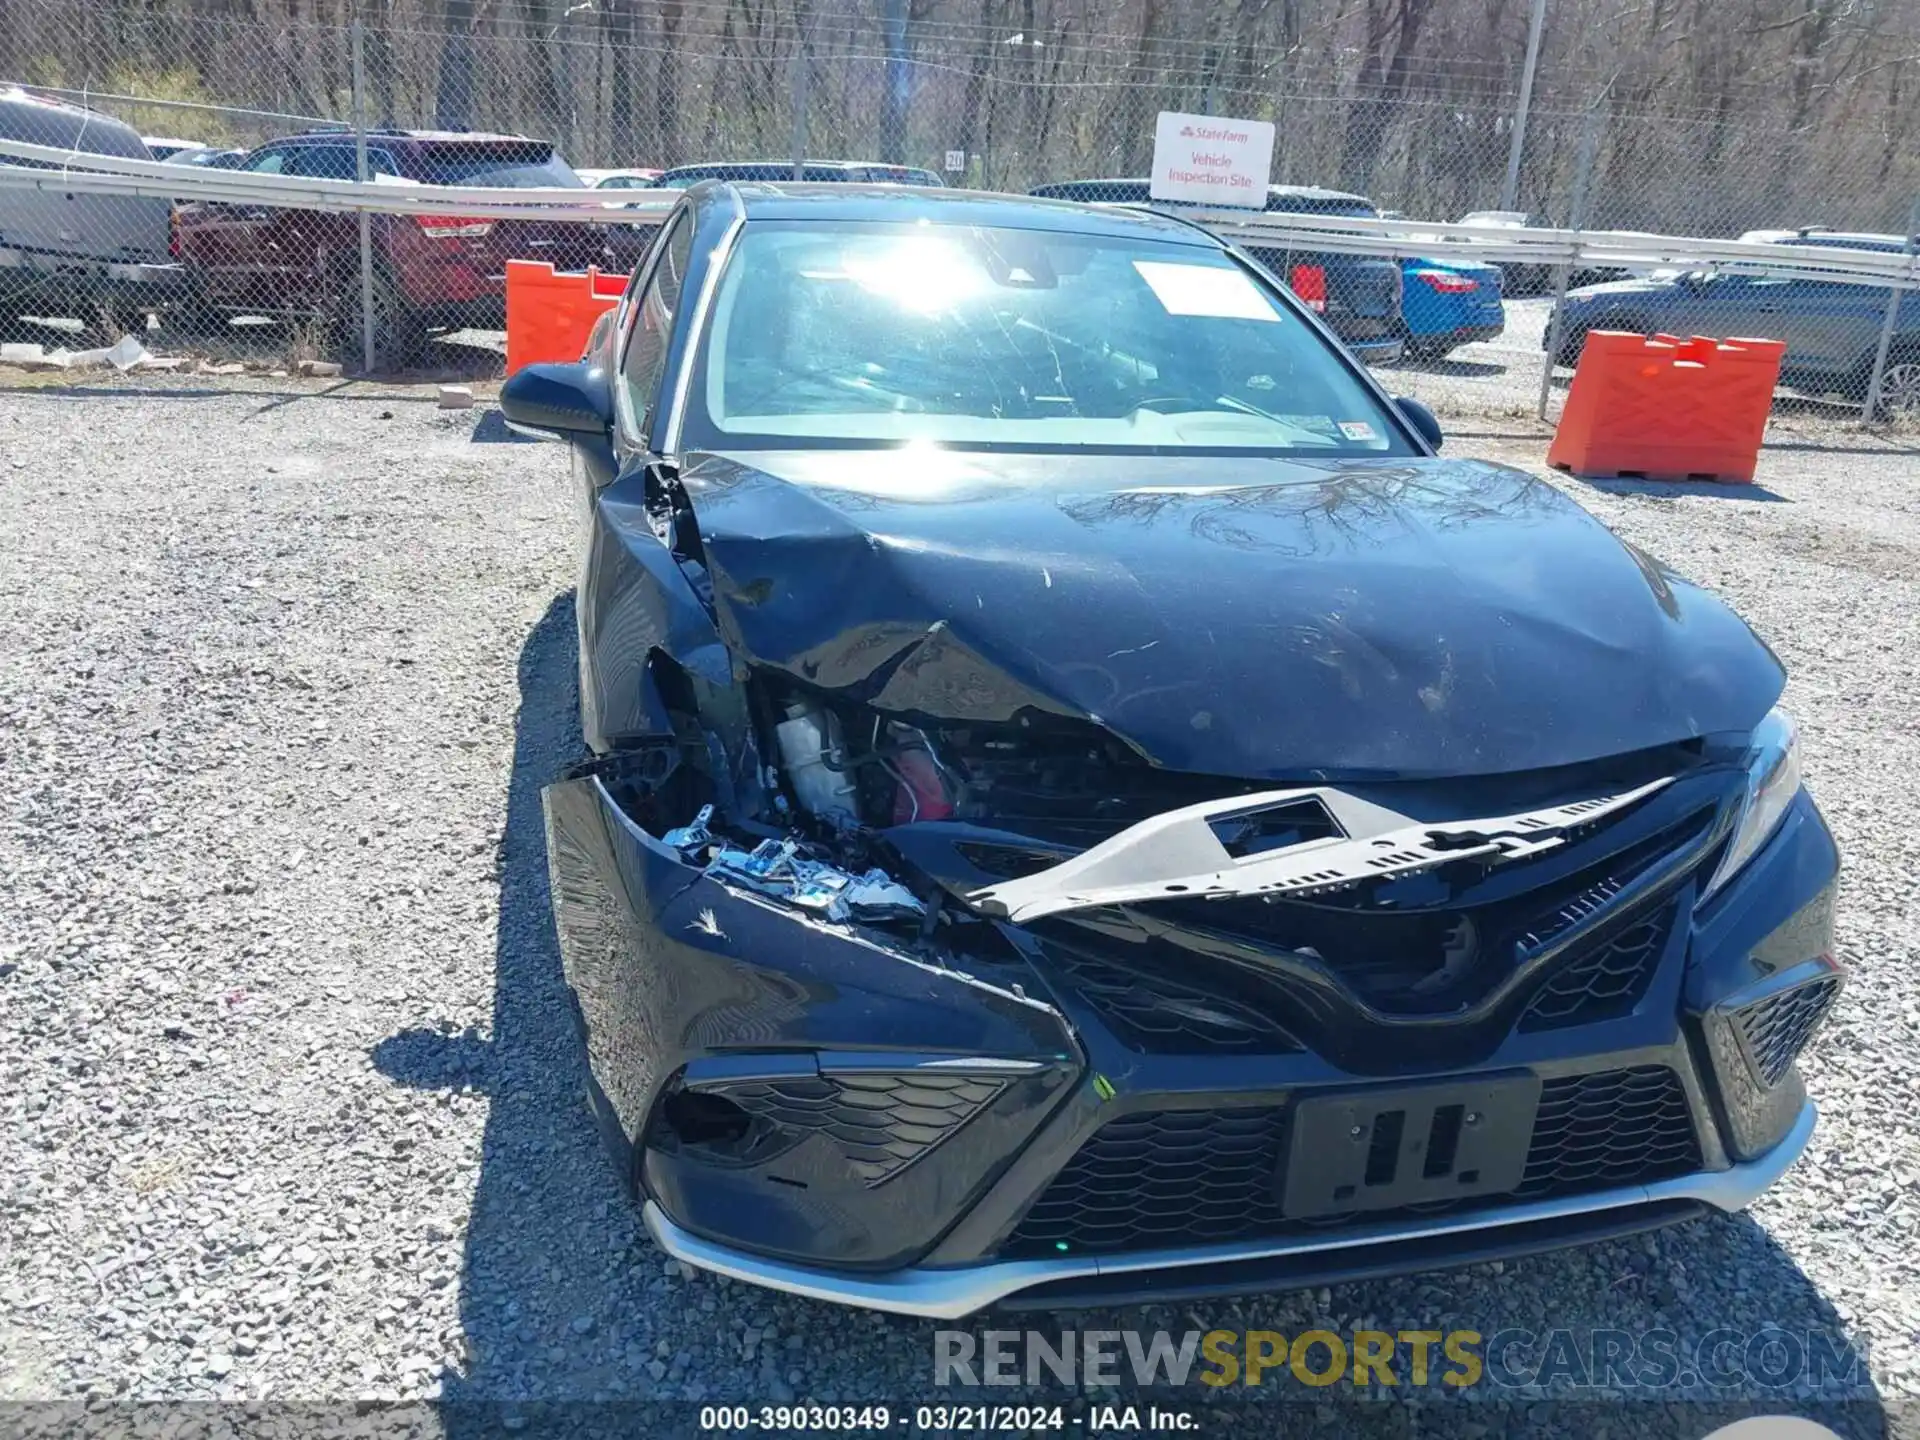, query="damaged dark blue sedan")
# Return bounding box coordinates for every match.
[500,184,1840,1317]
